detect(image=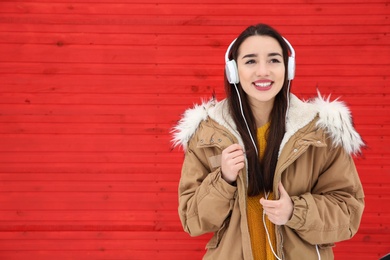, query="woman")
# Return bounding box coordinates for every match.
[172,23,365,260]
